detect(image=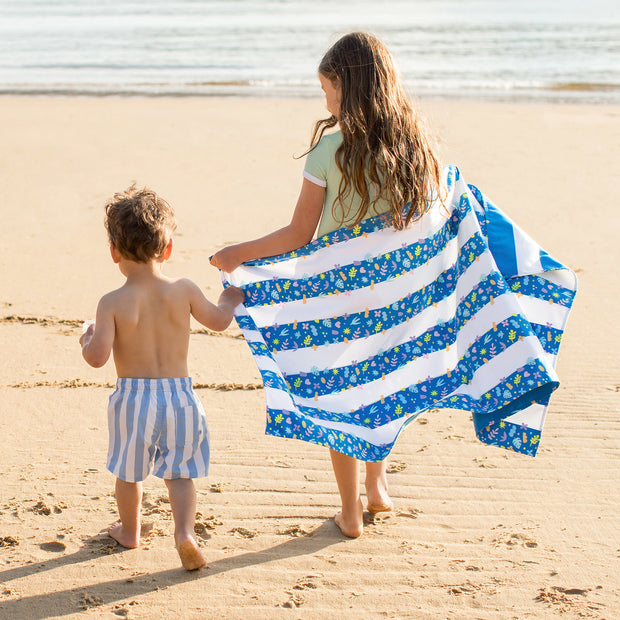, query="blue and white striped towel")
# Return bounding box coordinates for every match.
[223,165,576,460]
